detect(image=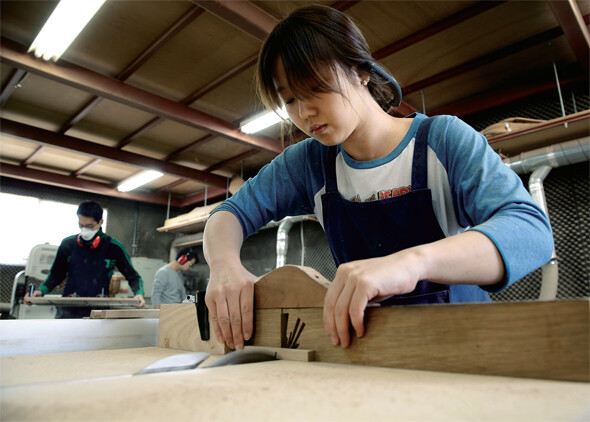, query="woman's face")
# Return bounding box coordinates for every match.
[273,59,366,147]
